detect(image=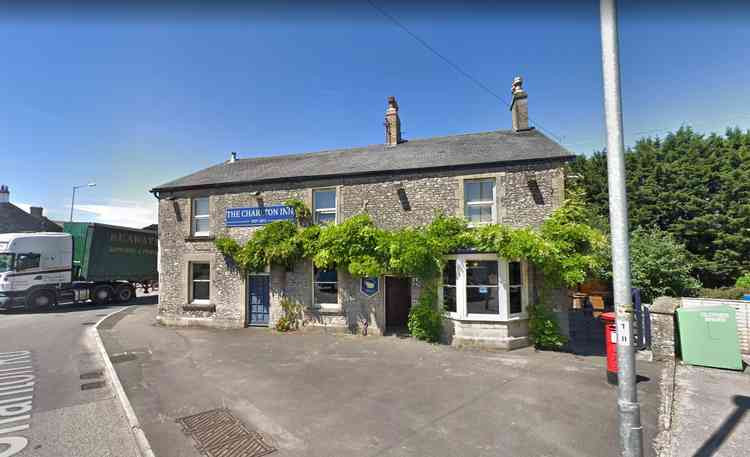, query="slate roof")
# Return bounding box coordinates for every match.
[0,203,63,234]
[152,128,574,192]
